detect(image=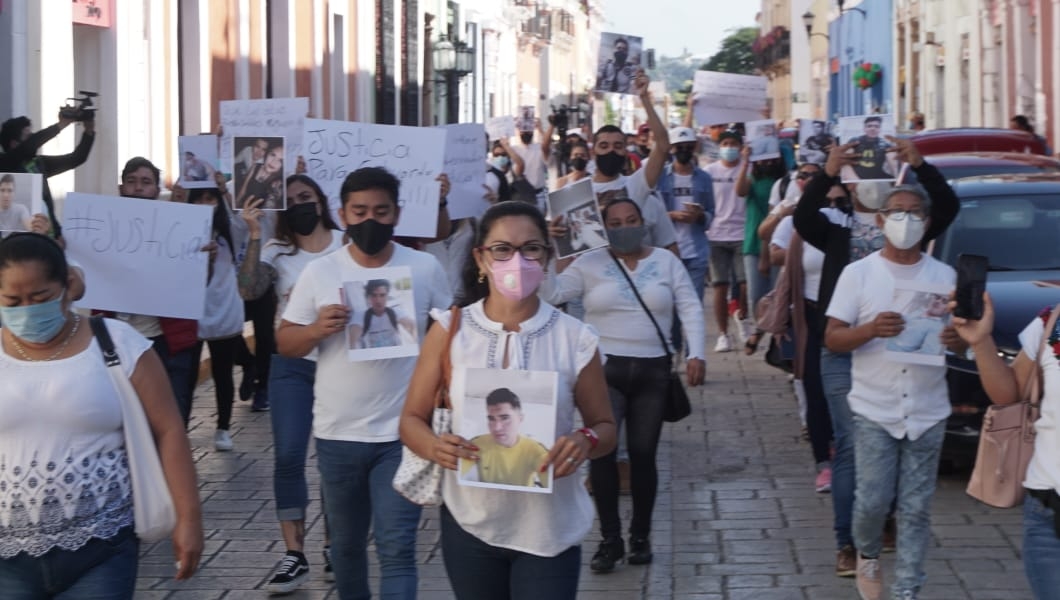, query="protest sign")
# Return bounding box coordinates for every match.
[341,267,419,361]
[595,32,644,95]
[0,173,43,233]
[746,119,781,162]
[798,119,835,165]
[691,71,768,126]
[836,114,898,182]
[442,123,488,220]
[548,179,606,258]
[231,136,286,210]
[219,97,308,175]
[63,193,213,320]
[302,118,446,238]
[517,106,535,131]
[486,116,515,141]
[177,135,220,189]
